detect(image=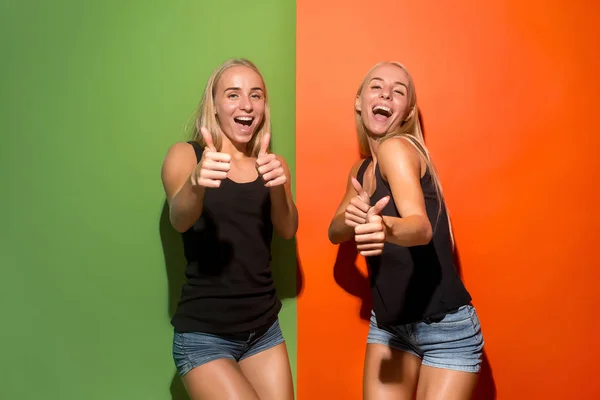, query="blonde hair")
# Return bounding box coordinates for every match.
[191,58,271,157]
[355,61,453,244]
